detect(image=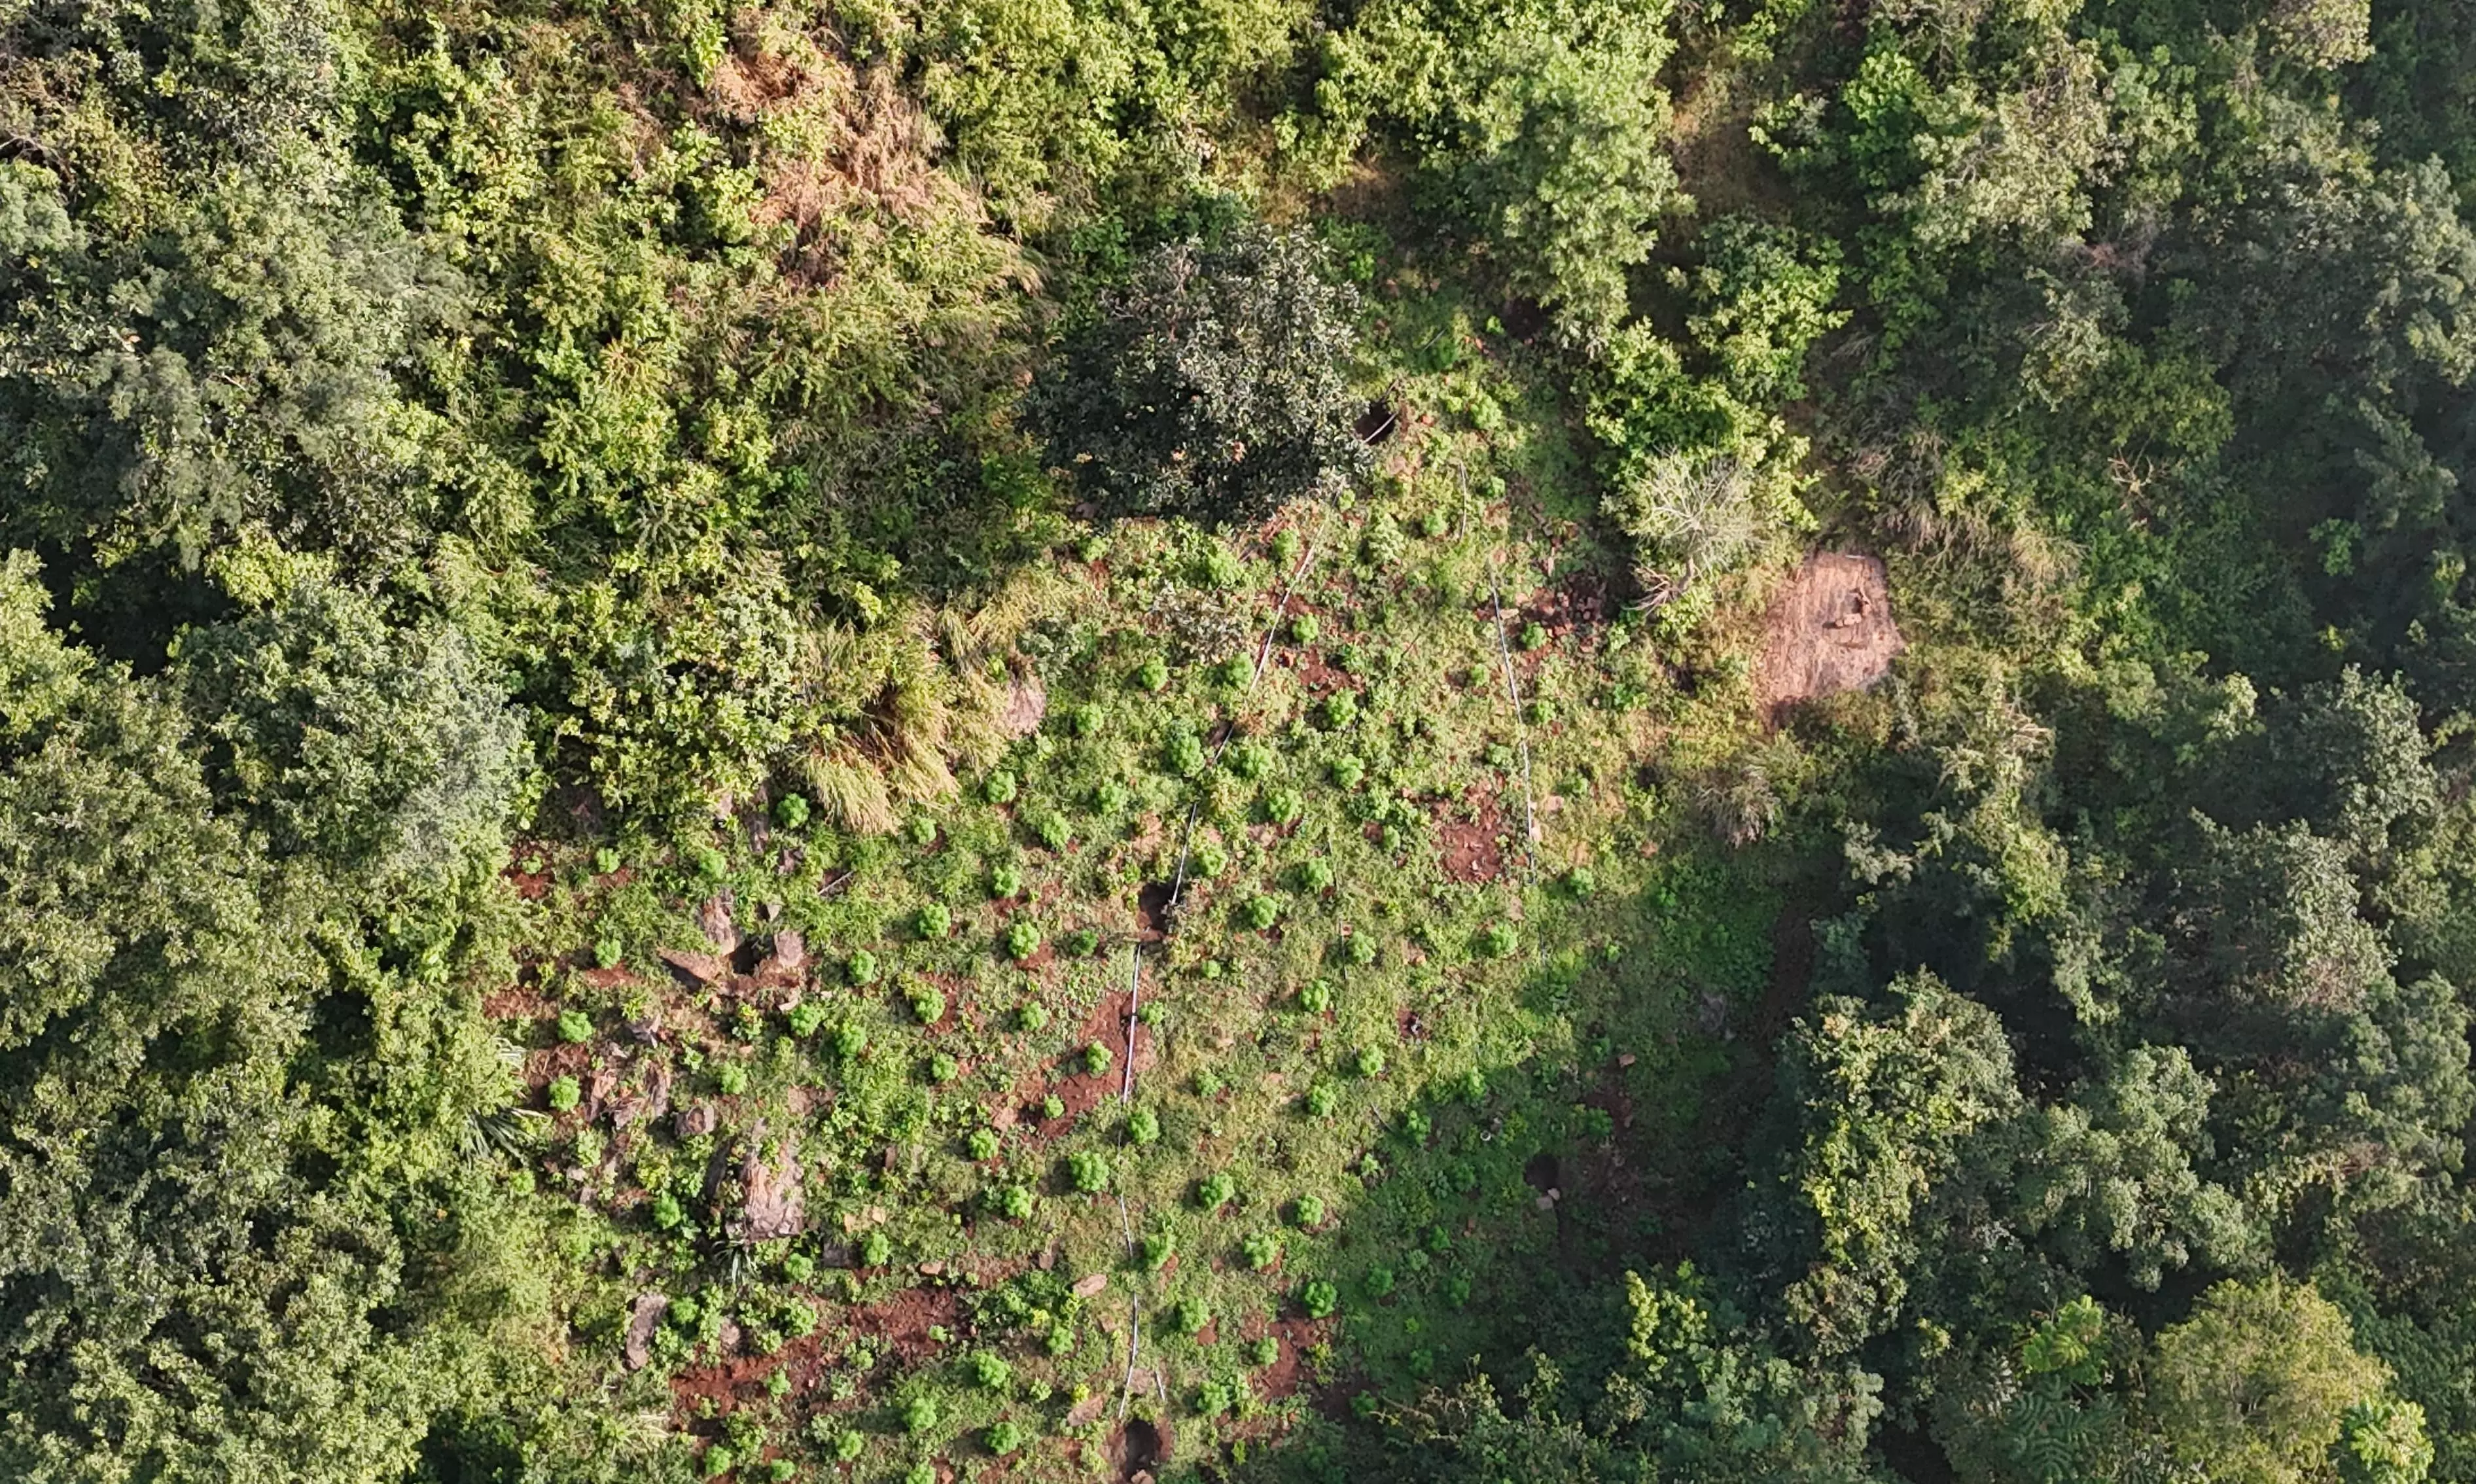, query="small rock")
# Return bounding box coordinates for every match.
[1072,1272,1109,1299]
[658,947,726,985]
[1617,1053,1637,1069]
[674,1104,718,1139]
[698,892,738,951]
[917,1261,945,1277]
[622,1292,669,1371]
[760,930,806,980]
[715,1318,743,1354]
